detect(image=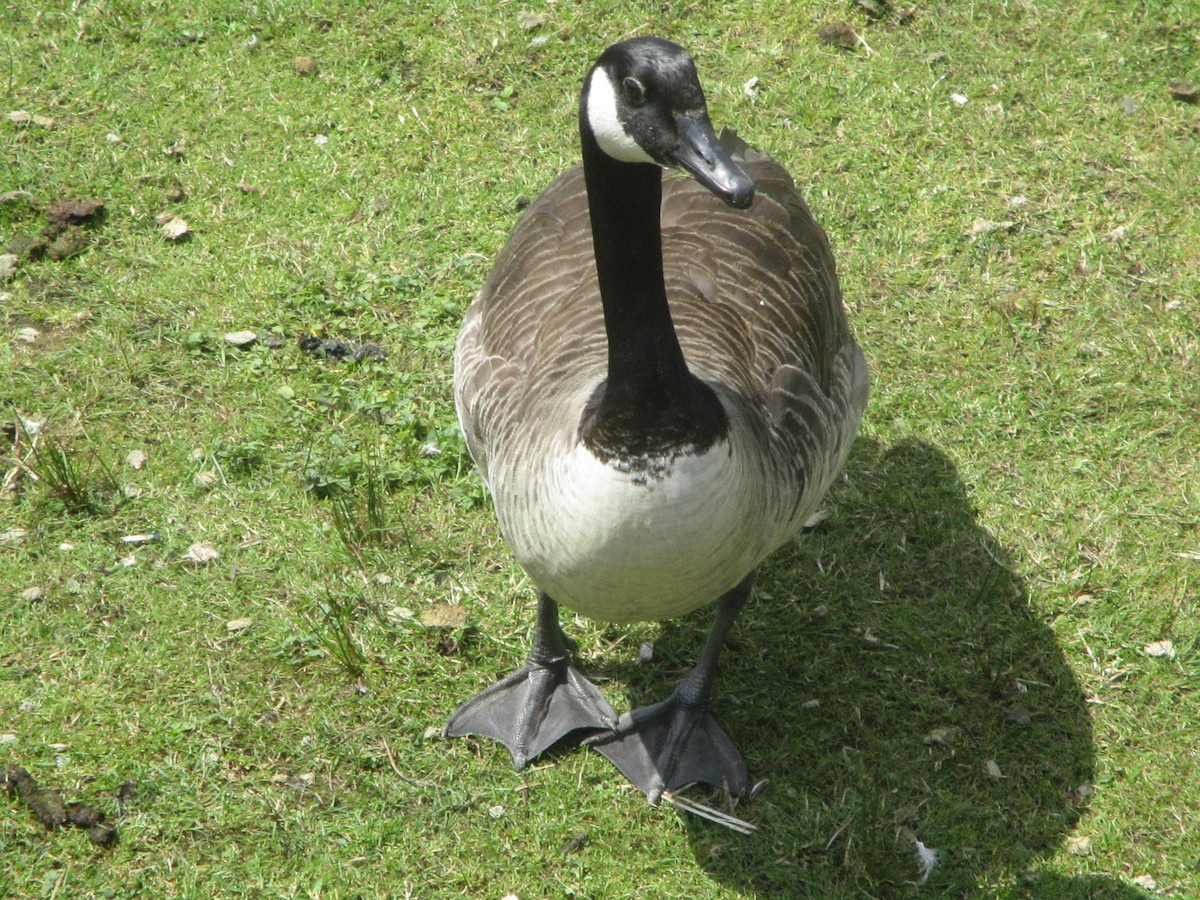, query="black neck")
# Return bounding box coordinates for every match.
[576,102,727,461]
[581,127,689,406]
